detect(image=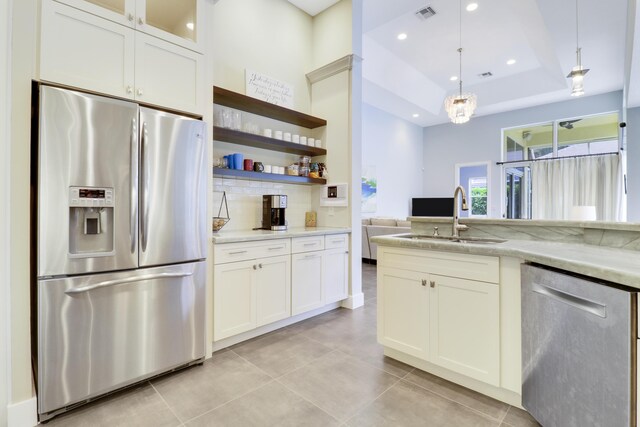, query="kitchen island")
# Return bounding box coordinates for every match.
[371,217,640,412]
